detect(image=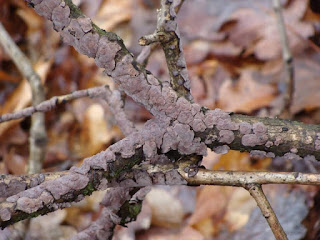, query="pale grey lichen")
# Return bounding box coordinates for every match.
[34,0,60,20]
[250,150,267,158]
[219,130,235,144]
[253,122,267,135]
[0,208,11,221]
[78,17,92,33]
[239,122,252,134]
[95,36,121,73]
[290,148,298,154]
[265,141,273,148]
[143,140,157,159]
[213,145,230,154]
[242,134,268,147]
[274,136,283,146]
[304,155,316,162]
[315,133,320,151]
[78,32,99,58]
[192,118,207,132]
[283,152,302,161]
[52,3,70,31]
[266,152,275,158]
